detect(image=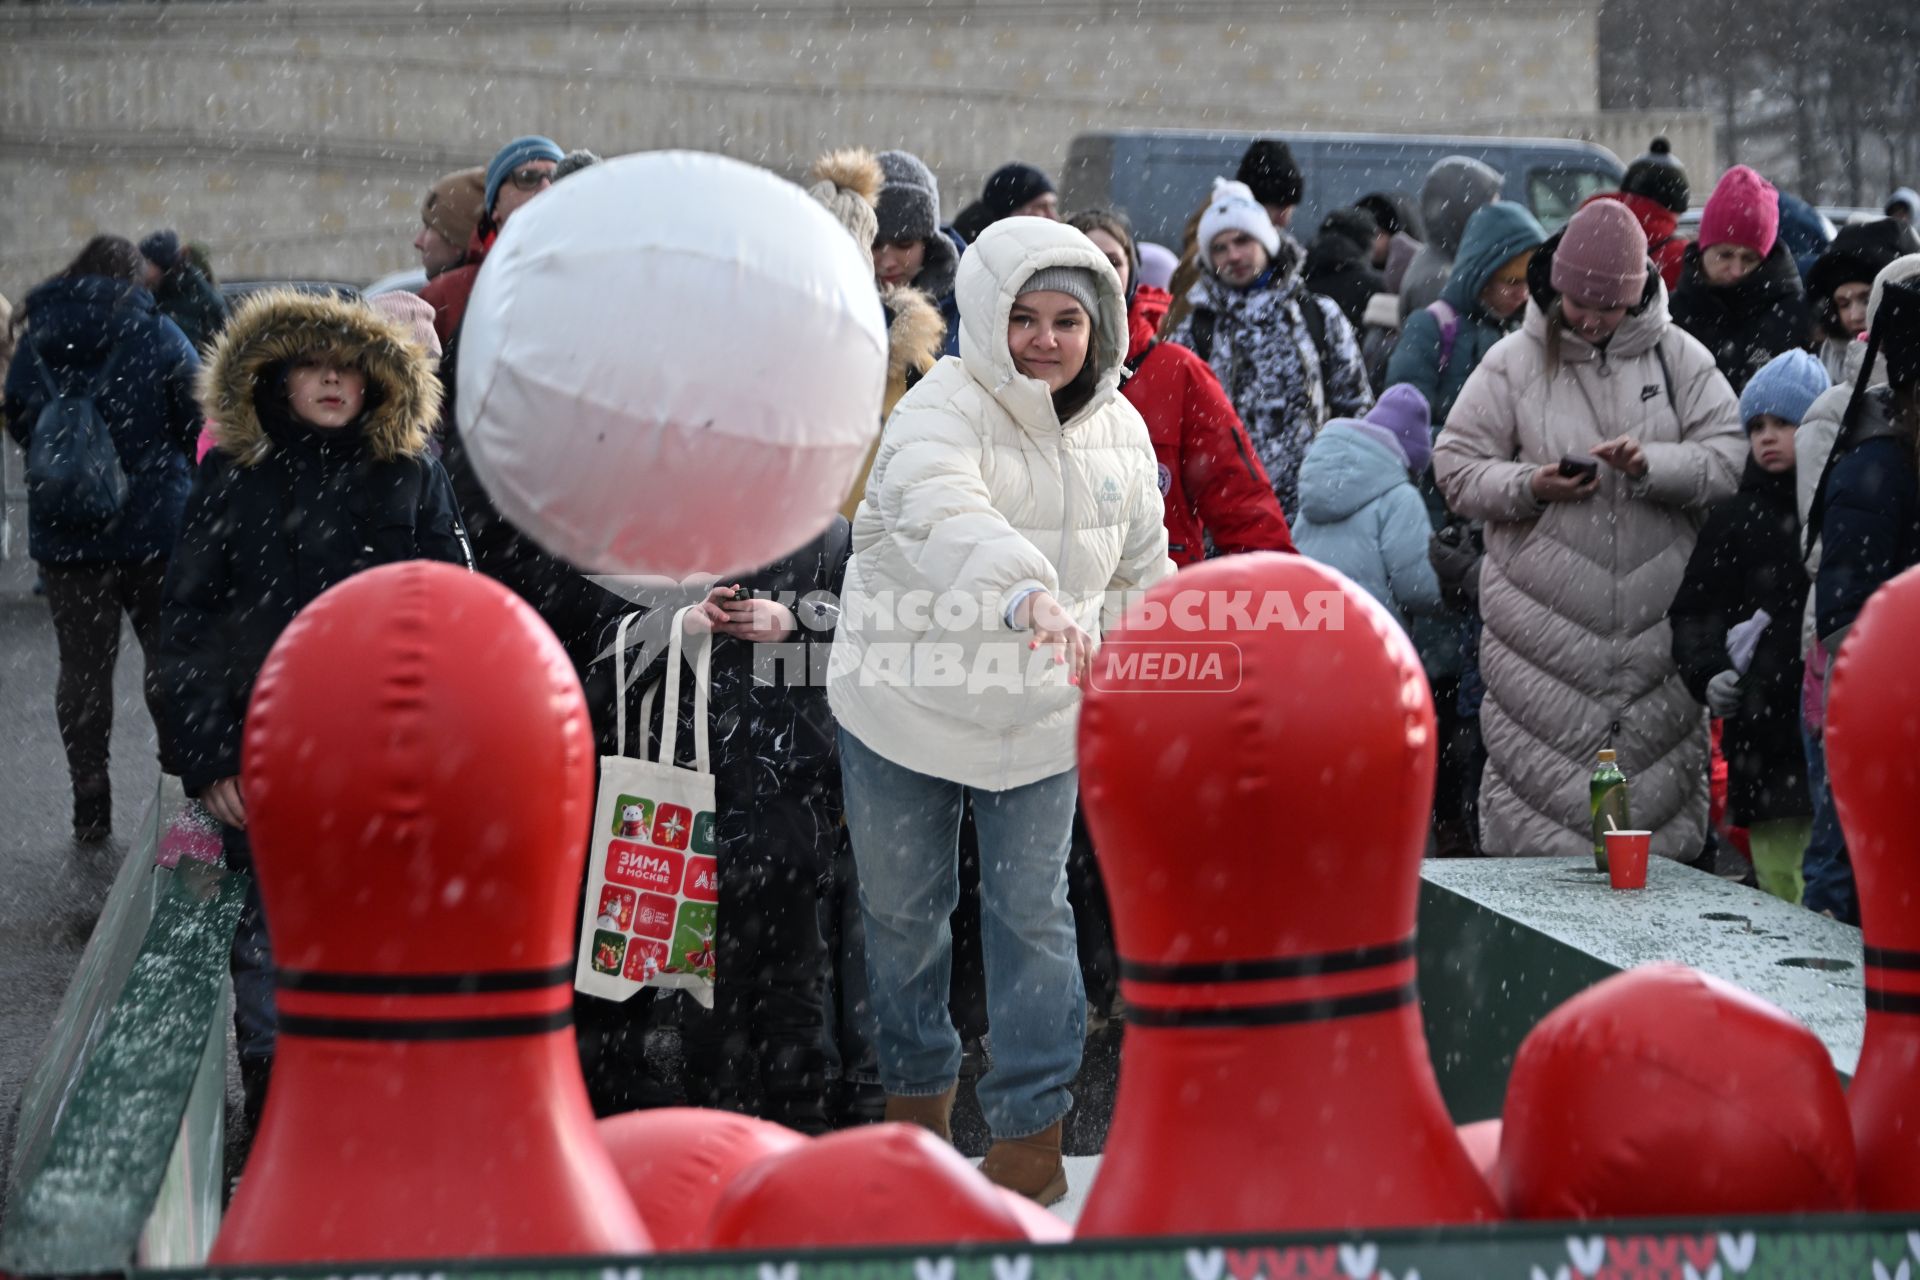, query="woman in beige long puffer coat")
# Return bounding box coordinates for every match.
[1434,200,1744,861]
